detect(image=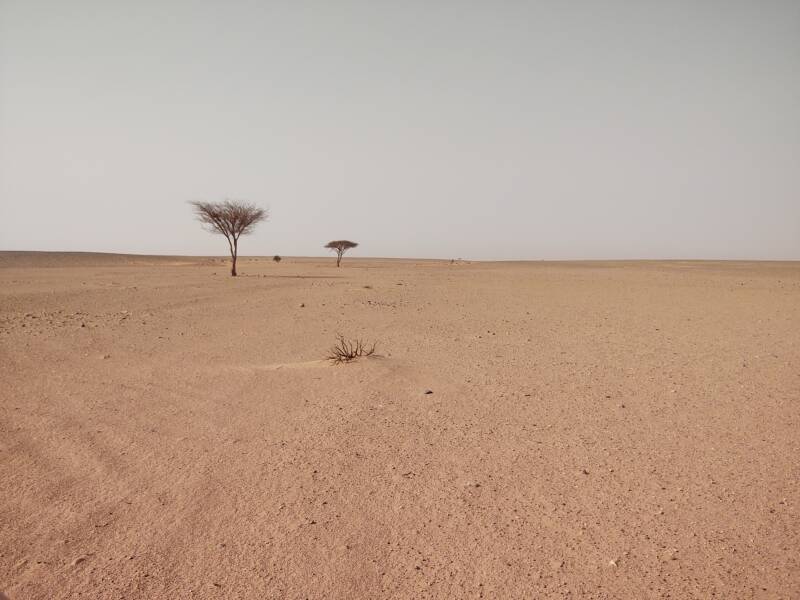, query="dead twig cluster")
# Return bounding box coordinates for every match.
[326,335,376,364]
